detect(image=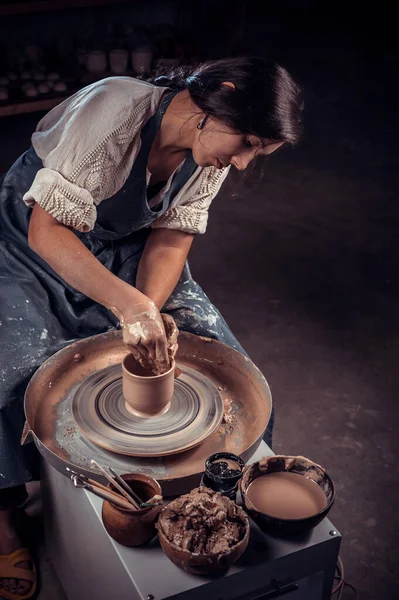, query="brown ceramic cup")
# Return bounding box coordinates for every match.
[101,473,162,547]
[122,354,175,417]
